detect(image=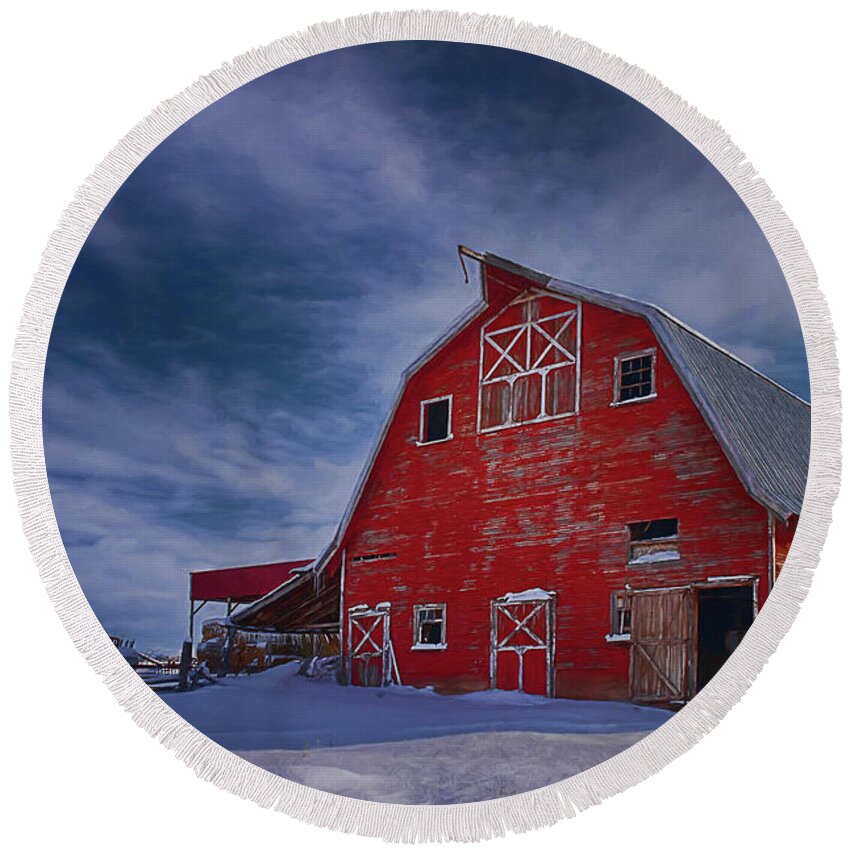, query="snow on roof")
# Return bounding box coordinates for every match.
[117,645,140,661]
